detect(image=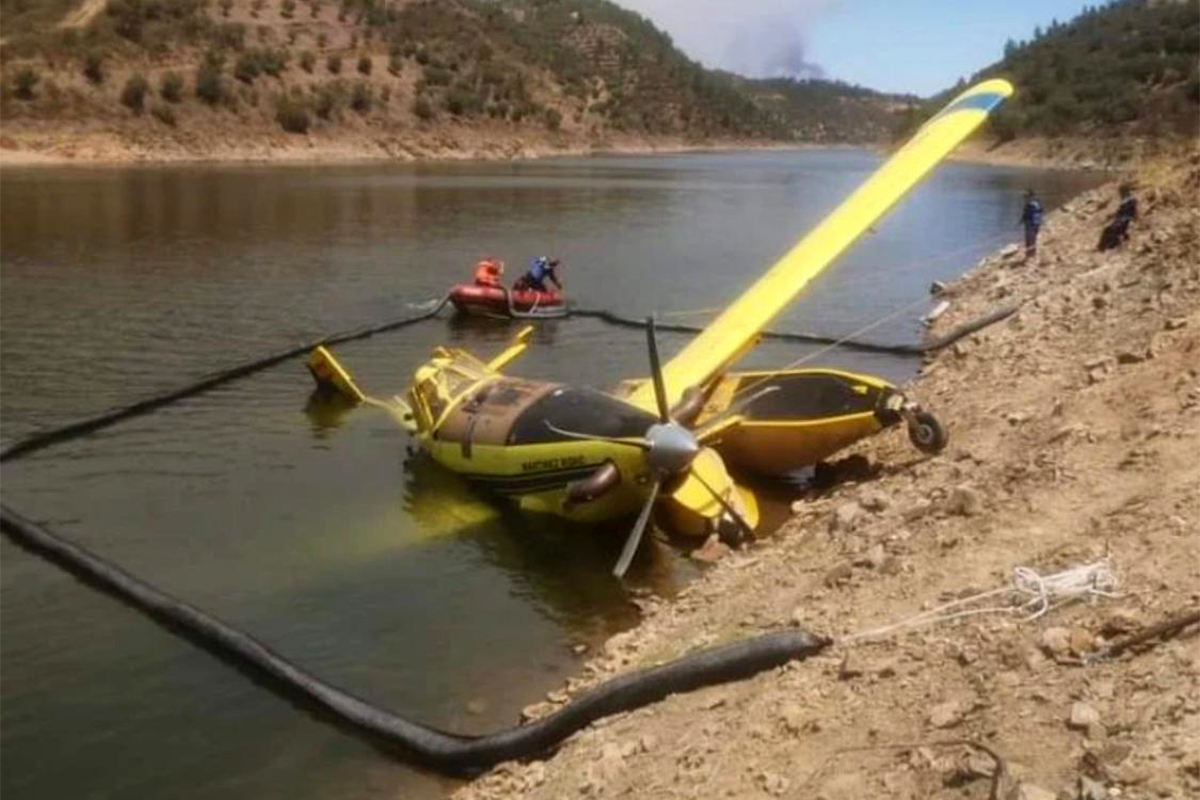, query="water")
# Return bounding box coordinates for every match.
[0,150,1100,799]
